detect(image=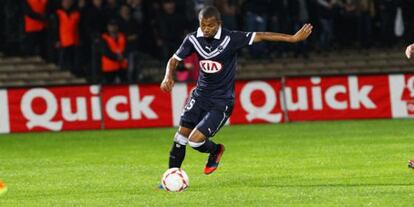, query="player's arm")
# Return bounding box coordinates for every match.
[254,24,313,43]
[406,43,414,59]
[160,57,180,93]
